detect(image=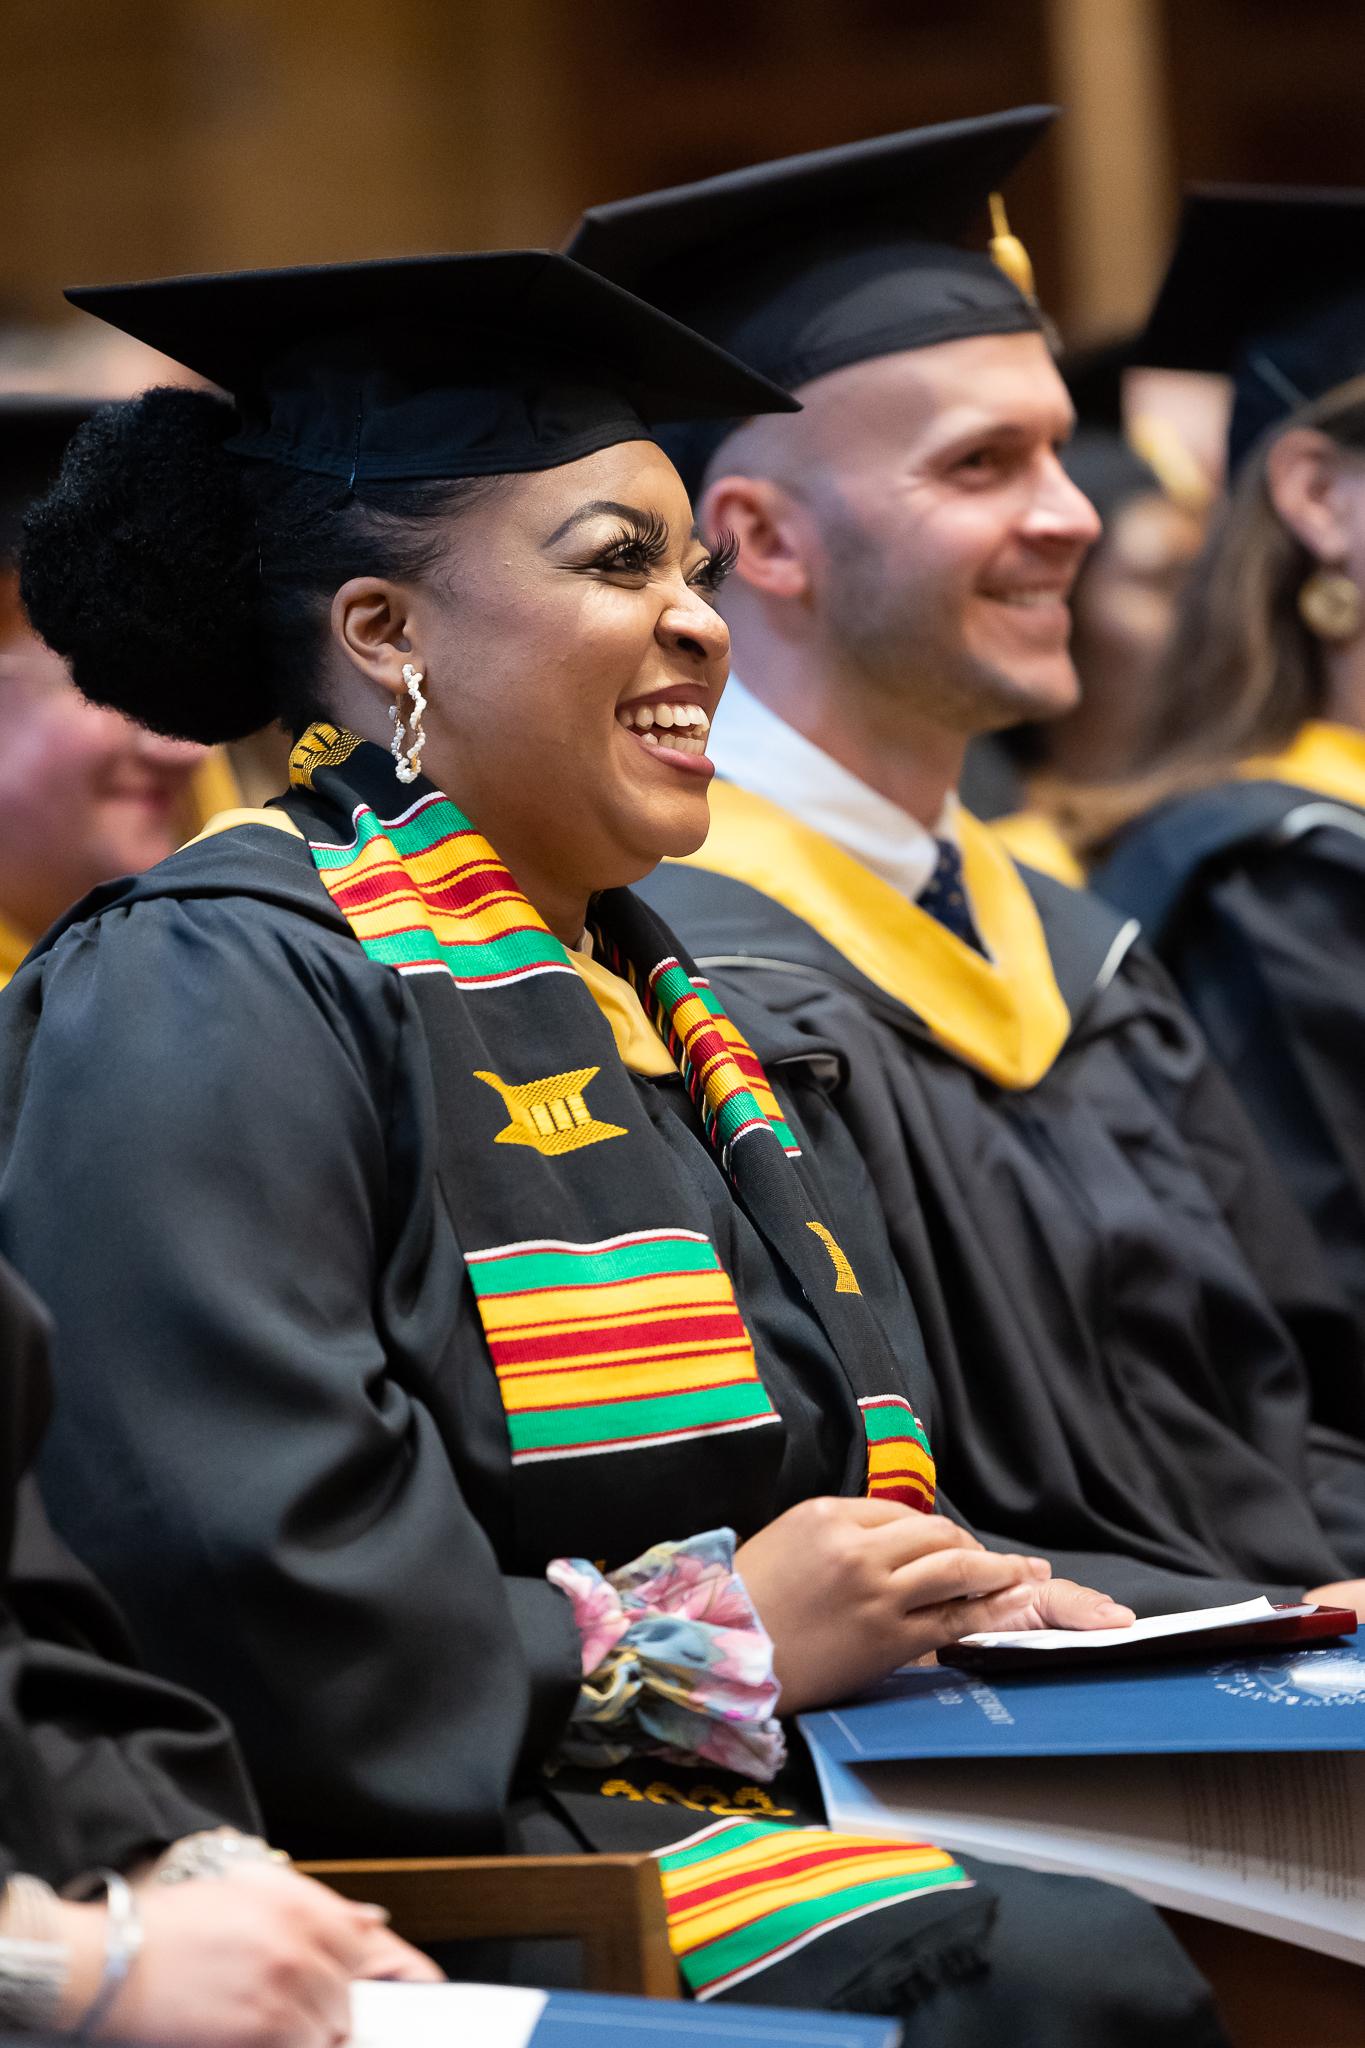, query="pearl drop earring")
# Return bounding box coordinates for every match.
[391,663,427,783]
